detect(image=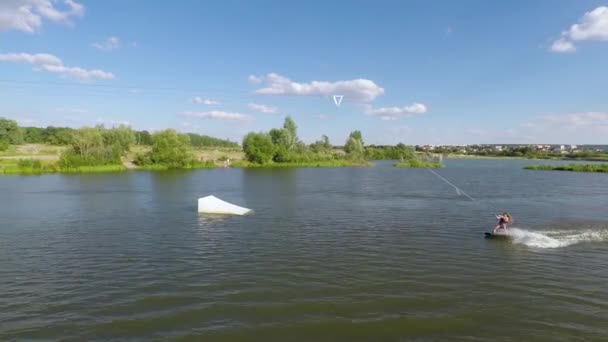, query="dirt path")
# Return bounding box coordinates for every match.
[121,157,138,169]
